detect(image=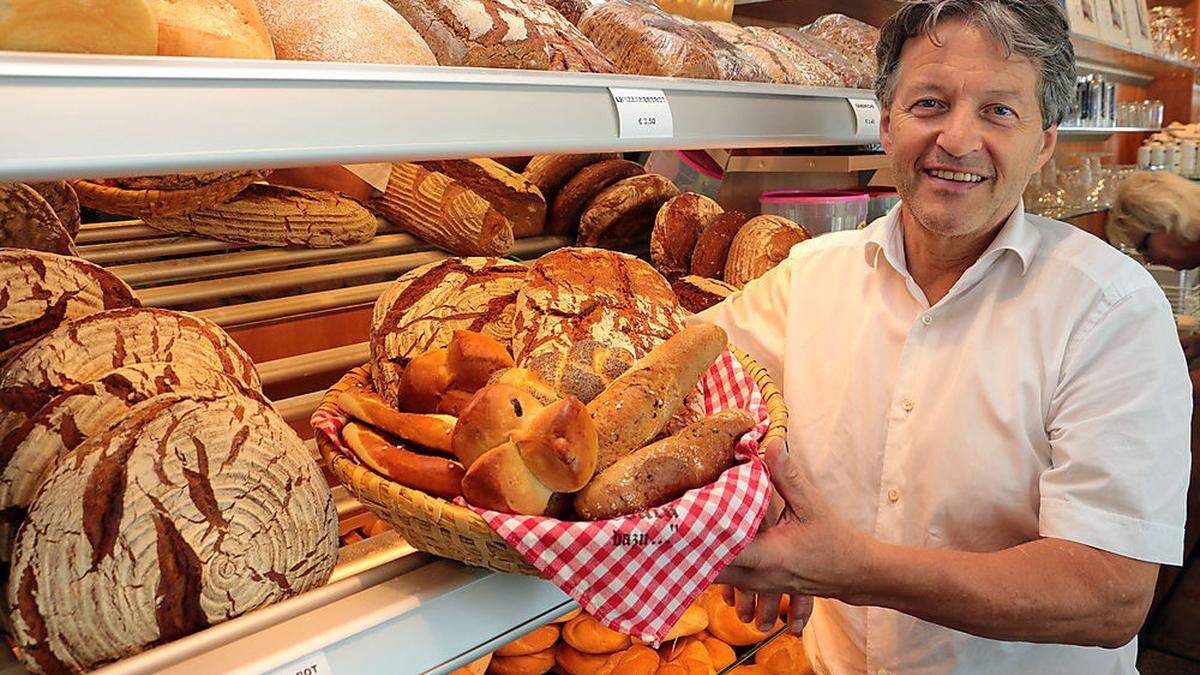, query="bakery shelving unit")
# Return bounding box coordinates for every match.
[0,44,885,674]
